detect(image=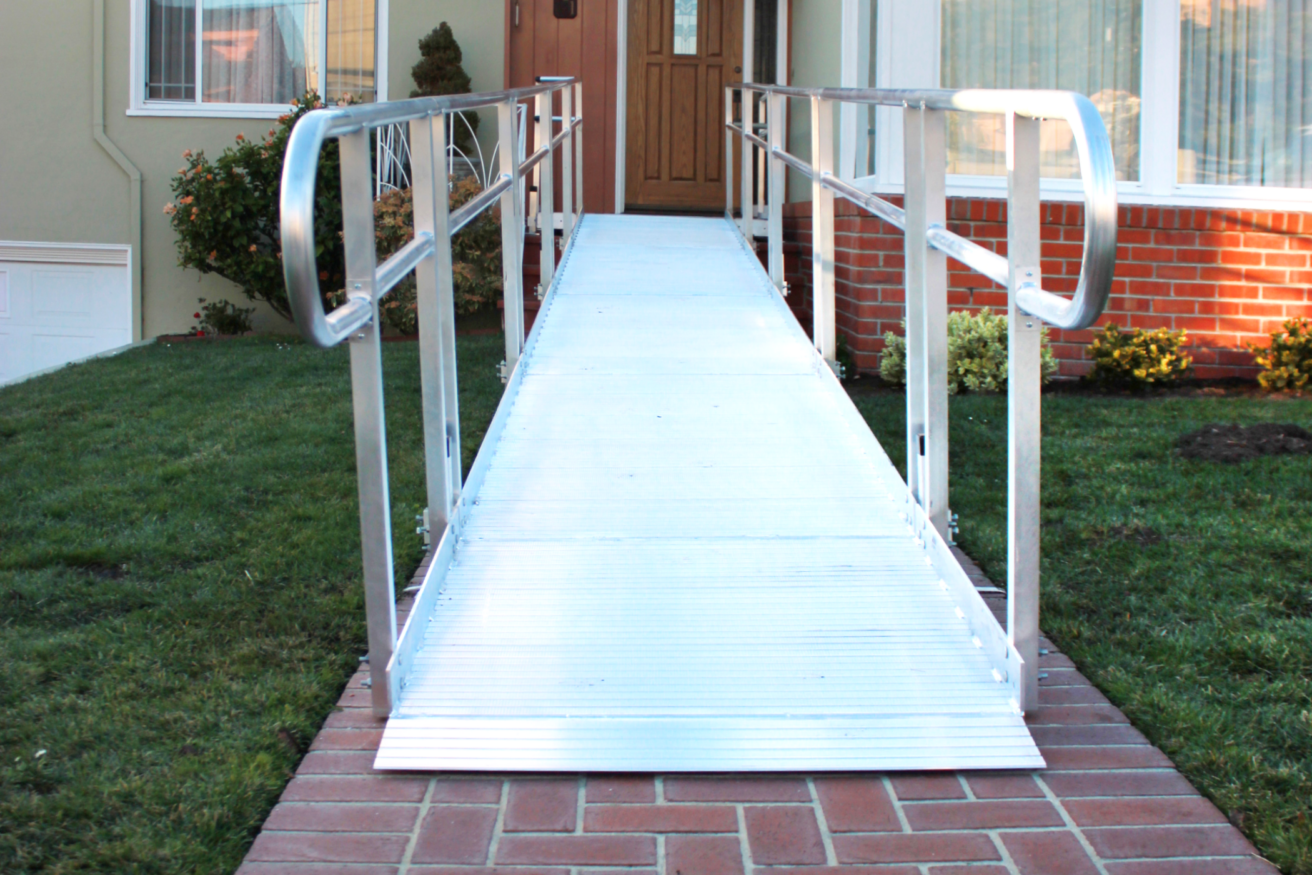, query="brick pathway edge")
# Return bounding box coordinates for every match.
[237,551,1280,875]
